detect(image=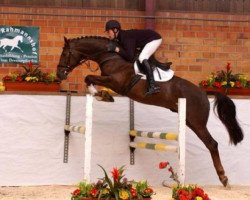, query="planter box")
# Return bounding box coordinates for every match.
[4,81,60,92]
[201,87,250,96]
[81,198,151,200]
